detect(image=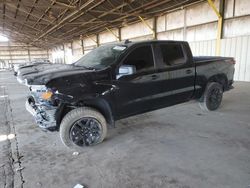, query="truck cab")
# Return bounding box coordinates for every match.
[111,41,195,119]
